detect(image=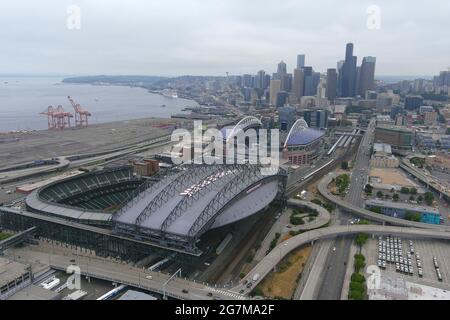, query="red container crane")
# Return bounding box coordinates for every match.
[67,96,92,127]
